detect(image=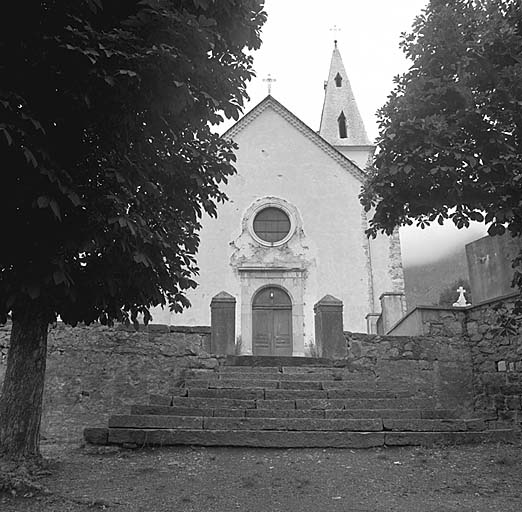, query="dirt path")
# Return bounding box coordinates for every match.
[1,441,522,511]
